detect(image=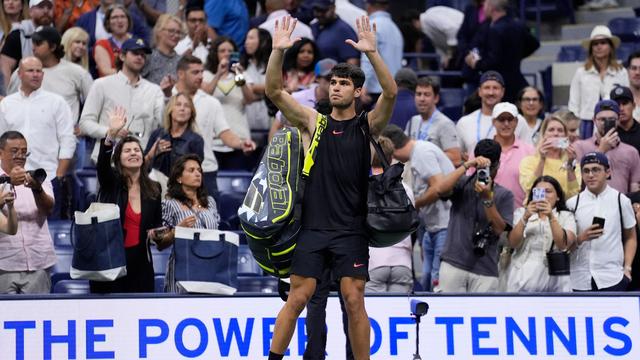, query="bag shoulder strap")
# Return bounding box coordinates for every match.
[358,112,389,170]
[572,193,581,214]
[619,192,624,242]
[301,113,328,178]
